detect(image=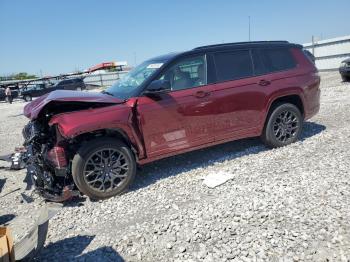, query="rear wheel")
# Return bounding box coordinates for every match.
[72,138,136,200]
[262,103,303,148]
[23,95,32,102]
